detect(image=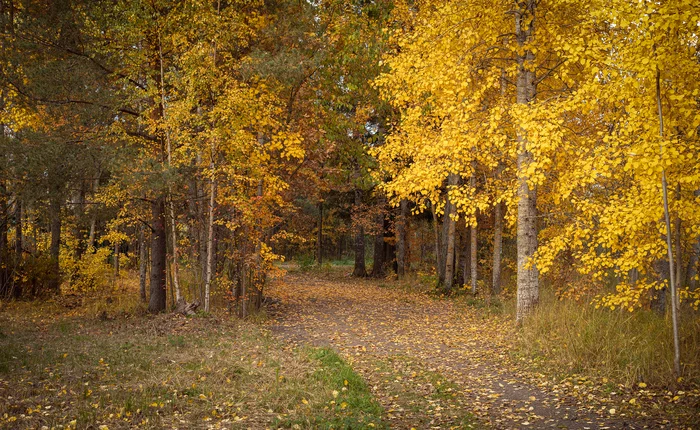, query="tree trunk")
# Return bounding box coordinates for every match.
[48,195,62,293]
[470,174,478,295]
[431,202,444,284]
[114,241,120,277]
[688,189,700,290]
[0,182,7,296]
[139,224,148,302]
[688,239,699,290]
[515,0,539,324]
[14,198,22,257]
[492,200,503,294]
[87,216,96,250]
[463,229,470,289]
[86,173,100,251]
[372,195,386,278]
[204,163,216,313]
[440,194,452,284]
[148,197,167,312]
[396,199,408,278]
[651,258,668,315]
[674,184,683,287]
[317,199,323,265]
[352,188,366,277]
[168,199,182,304]
[444,173,459,291]
[75,182,87,258]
